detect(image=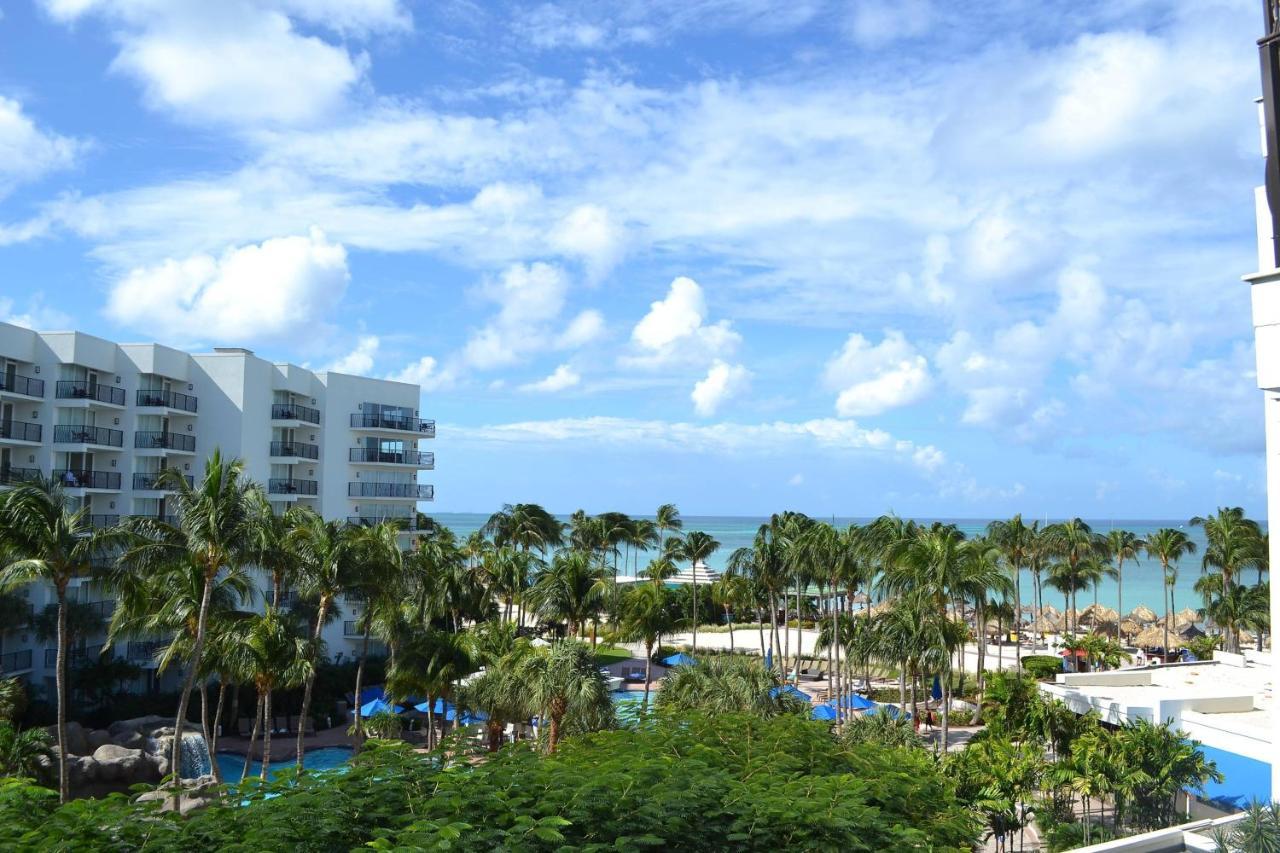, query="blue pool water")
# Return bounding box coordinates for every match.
[612,690,651,725]
[215,746,353,783]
